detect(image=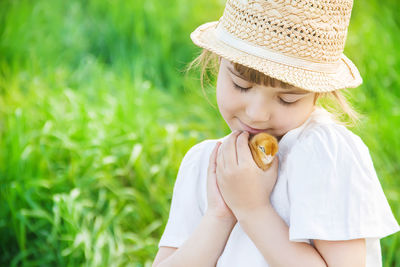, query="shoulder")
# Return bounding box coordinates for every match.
[179,137,224,170]
[294,120,370,163]
[283,119,379,193]
[183,138,221,161]
[281,118,378,184]
[286,121,400,241]
[279,108,369,160]
[173,137,225,206]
